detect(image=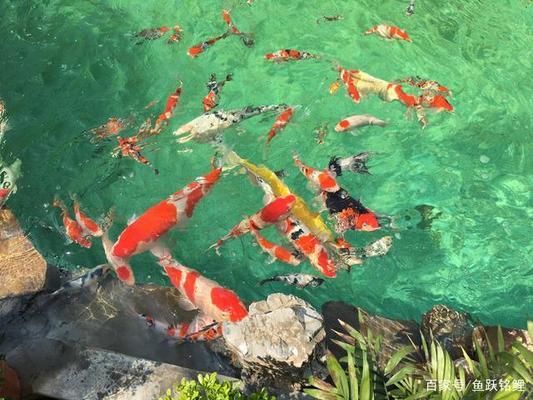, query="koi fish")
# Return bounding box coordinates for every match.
[334,114,387,132]
[249,224,301,266]
[365,24,412,42]
[209,194,296,253]
[260,273,324,288]
[53,197,92,248]
[152,249,248,323]
[167,26,183,44]
[188,32,230,58]
[323,188,380,233]
[72,198,103,237]
[361,236,393,258]
[278,217,338,277]
[221,9,255,47]
[174,104,287,143]
[102,168,222,285]
[113,136,159,174]
[406,0,416,17]
[135,26,170,44]
[154,80,183,133]
[329,80,341,95]
[0,159,20,208]
[315,123,328,144]
[292,153,340,193]
[266,107,294,144]
[224,149,335,243]
[87,117,132,141]
[328,152,372,176]
[395,76,451,97]
[265,49,317,62]
[0,188,10,208]
[316,15,344,24]
[338,66,362,103]
[203,73,233,112]
[51,264,111,295]
[140,313,222,342]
